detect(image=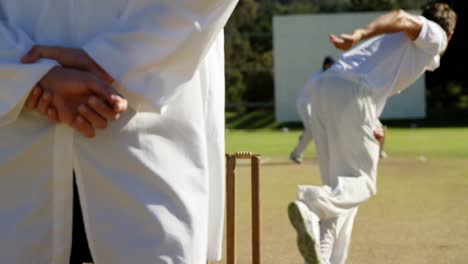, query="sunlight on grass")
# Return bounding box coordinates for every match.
[218,127,468,264]
[226,127,468,158]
